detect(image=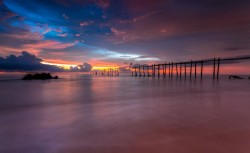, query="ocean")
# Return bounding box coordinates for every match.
[0,73,250,153]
